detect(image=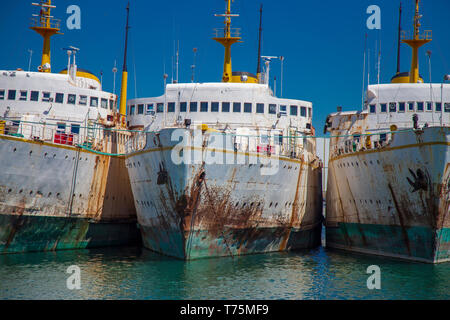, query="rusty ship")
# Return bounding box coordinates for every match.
[124,0,323,260]
[324,0,450,263]
[0,1,138,253]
